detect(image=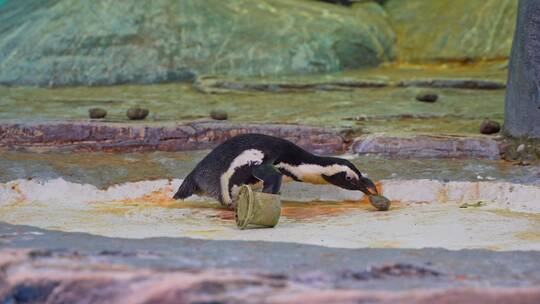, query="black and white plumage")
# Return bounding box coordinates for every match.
[173,133,378,207]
